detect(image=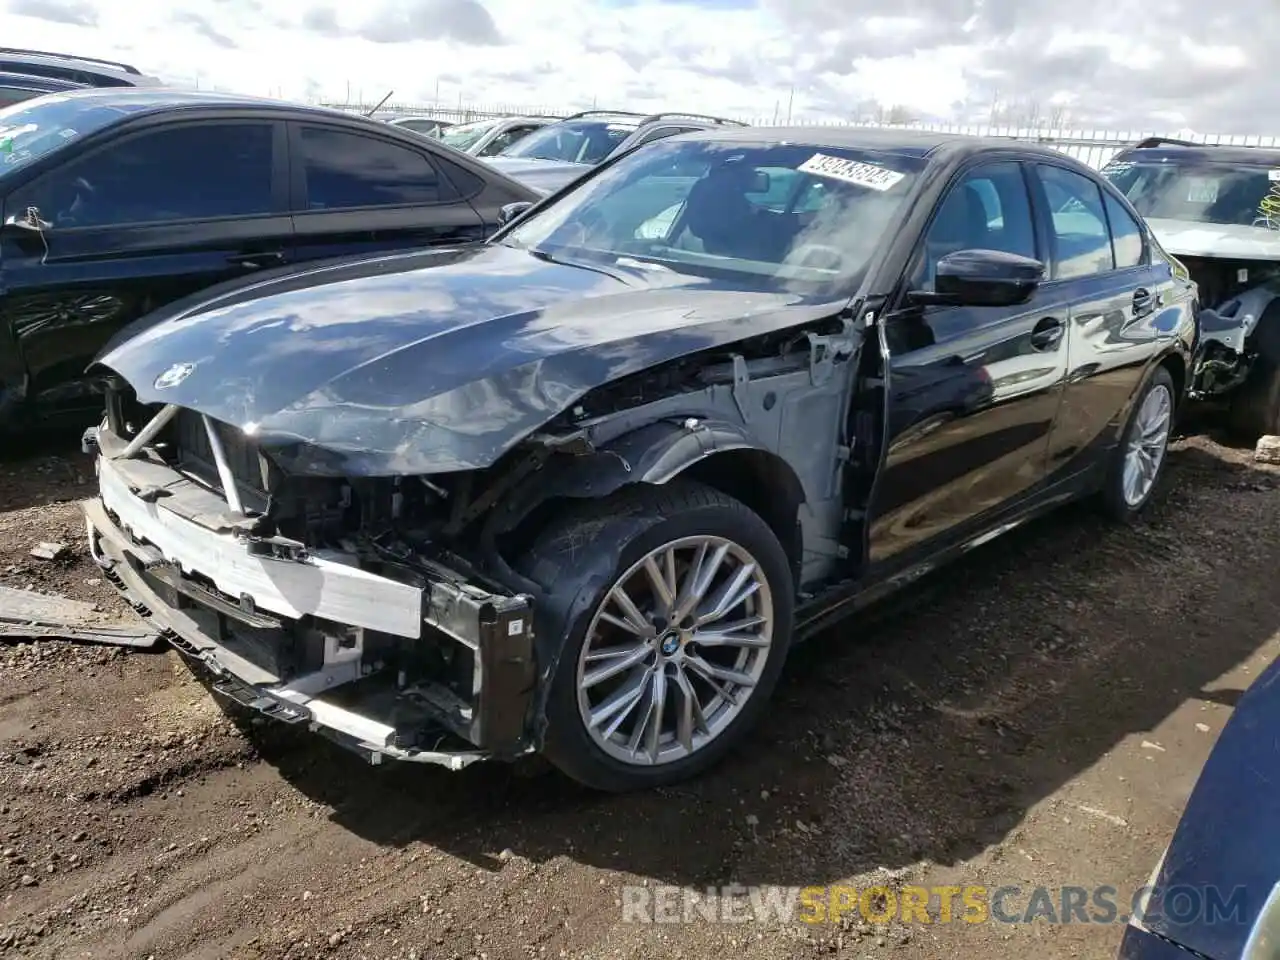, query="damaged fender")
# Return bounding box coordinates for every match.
[488,415,806,544]
[483,416,808,740]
